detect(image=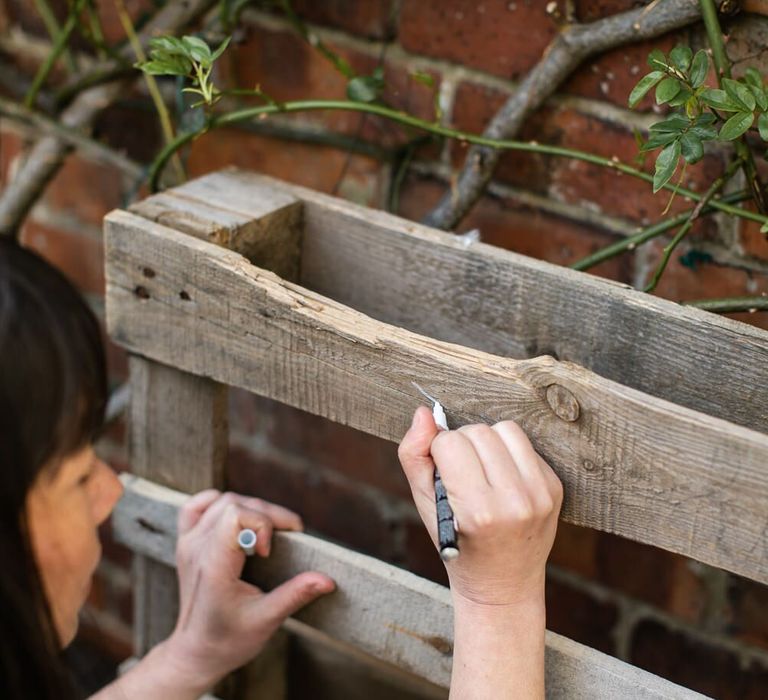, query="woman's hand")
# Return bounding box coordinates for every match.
[398,406,563,608]
[160,491,335,694]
